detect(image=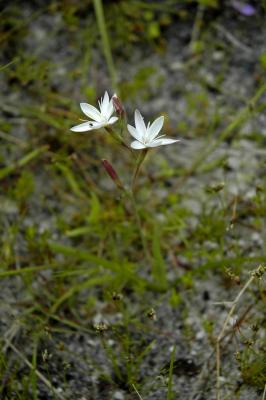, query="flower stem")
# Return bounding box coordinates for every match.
[128,189,150,263]
[131,149,148,192]
[128,149,151,261]
[105,126,131,151]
